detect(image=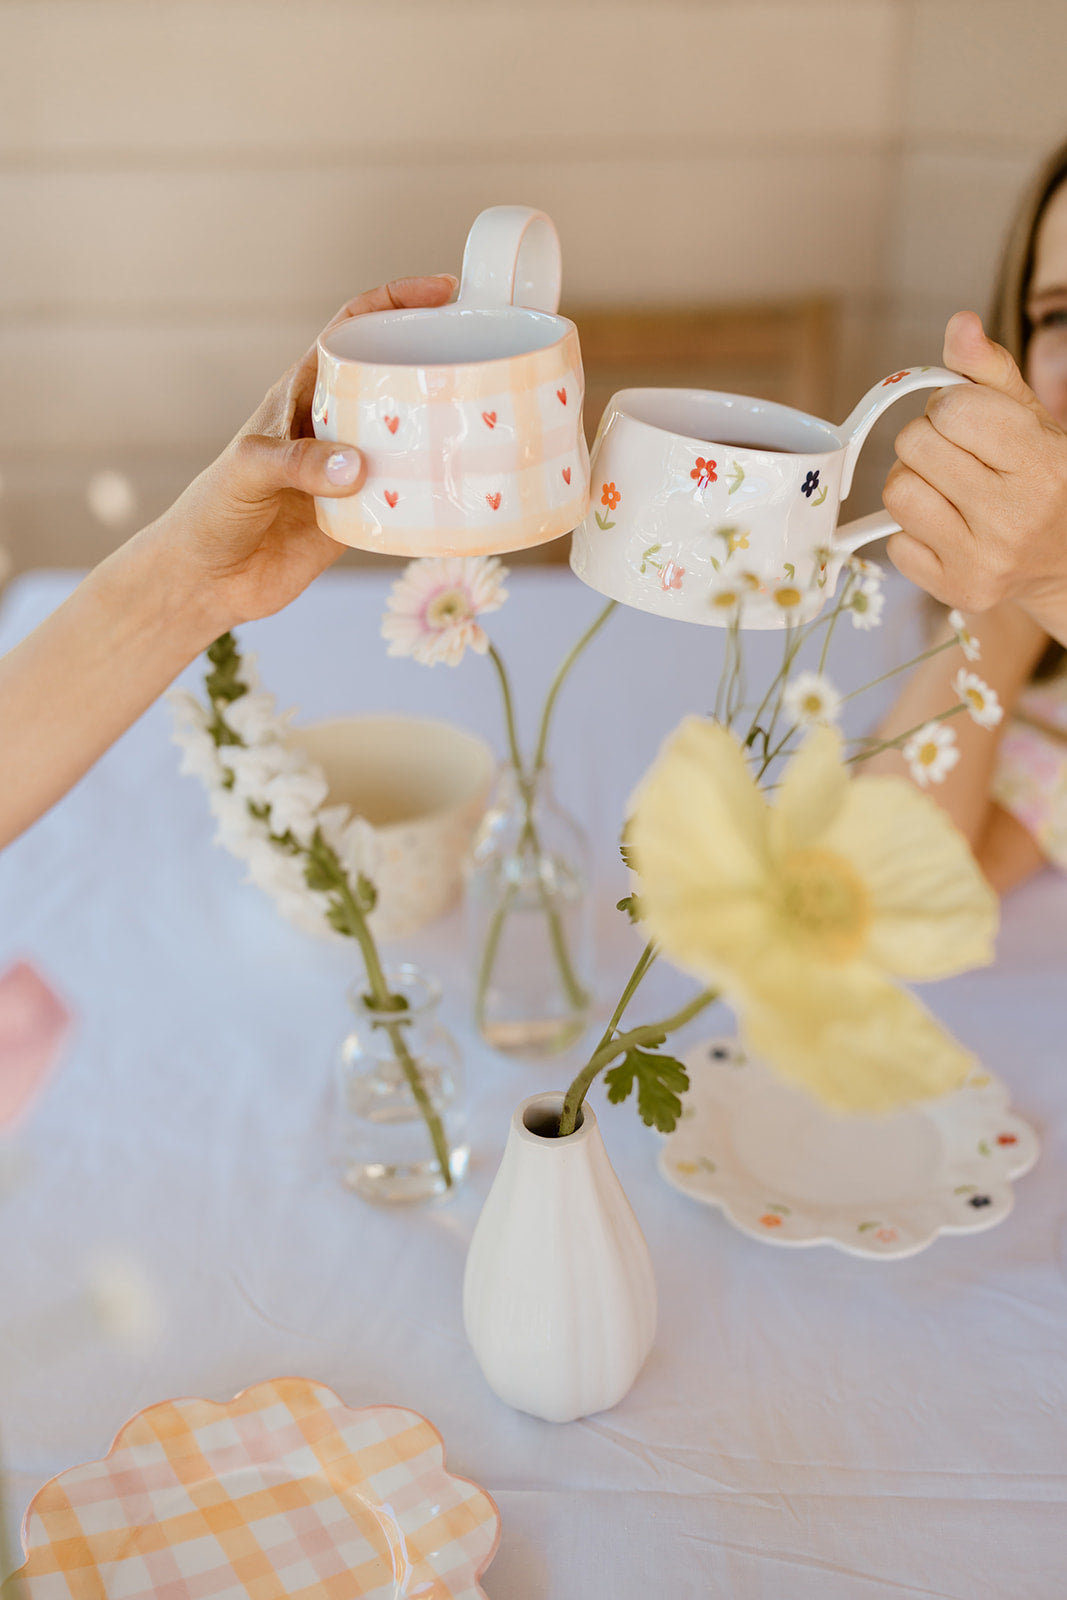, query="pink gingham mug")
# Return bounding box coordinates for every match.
[312,206,589,558]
